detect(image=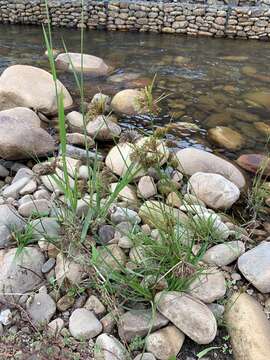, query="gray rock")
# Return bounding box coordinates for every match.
[18,199,51,217]
[118,309,169,343]
[84,295,106,316]
[110,206,141,225]
[31,217,60,241]
[155,291,217,344]
[203,241,245,266]
[238,241,270,293]
[0,115,55,160]
[0,205,25,247]
[146,325,185,360]
[26,291,56,326]
[0,165,9,178]
[42,258,56,274]
[95,333,128,360]
[3,177,32,199]
[0,247,45,299]
[86,115,121,140]
[98,225,115,244]
[12,167,33,183]
[188,268,226,303]
[133,354,156,360]
[69,308,102,340]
